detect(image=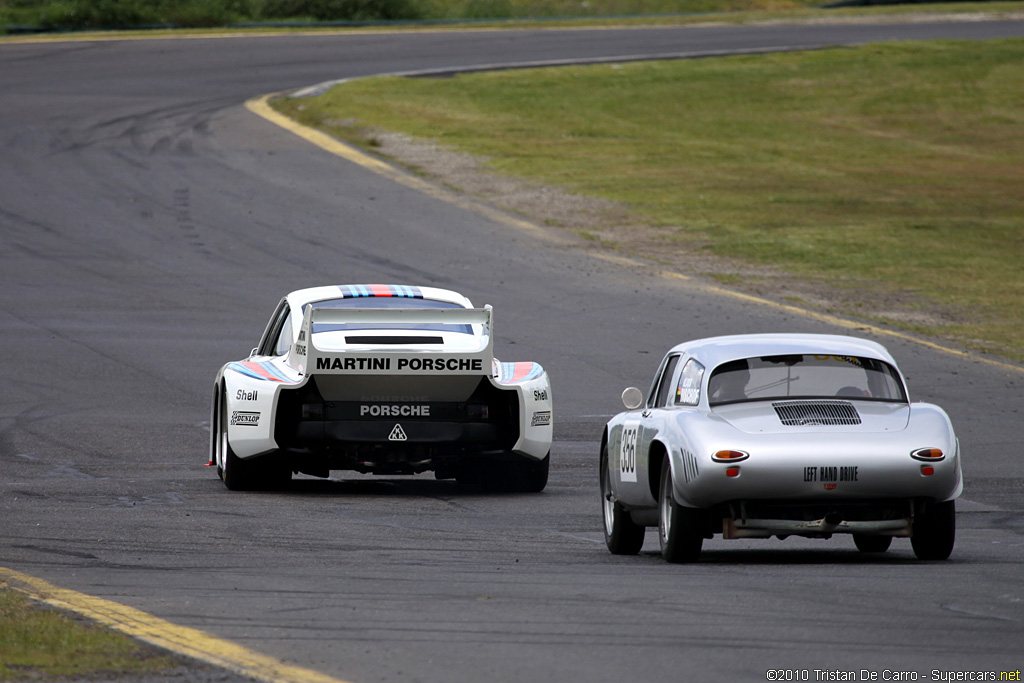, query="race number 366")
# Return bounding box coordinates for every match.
[620,426,638,482]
